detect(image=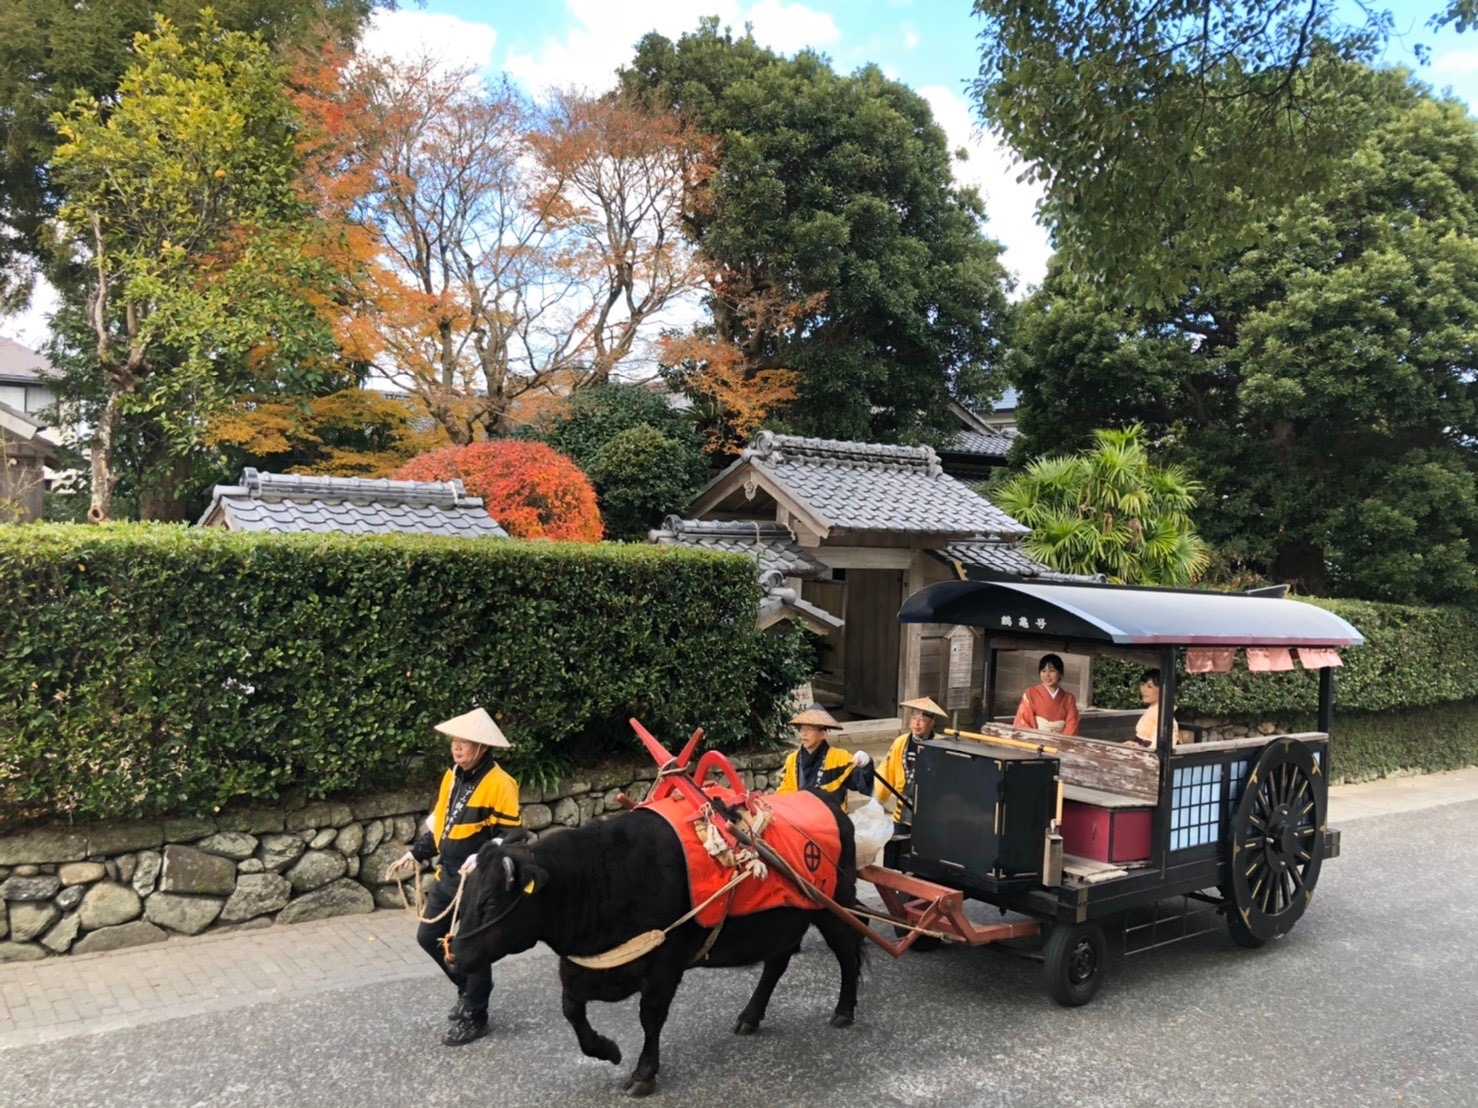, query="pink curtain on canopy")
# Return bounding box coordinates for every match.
[1245,647,1295,672]
[1186,648,1236,673]
[1296,647,1344,669]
